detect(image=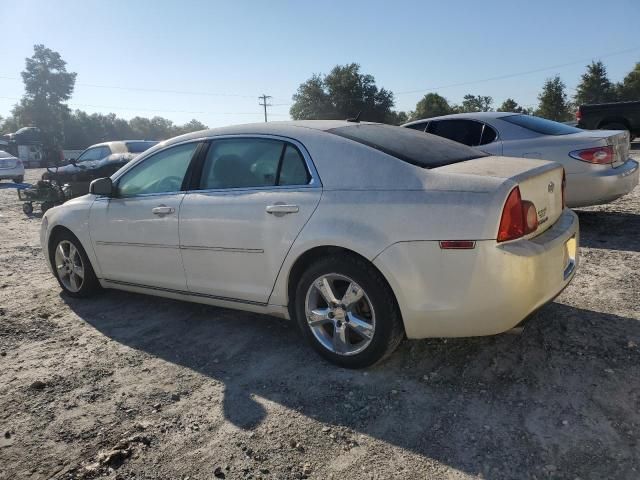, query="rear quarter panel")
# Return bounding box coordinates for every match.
[268,179,509,307]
